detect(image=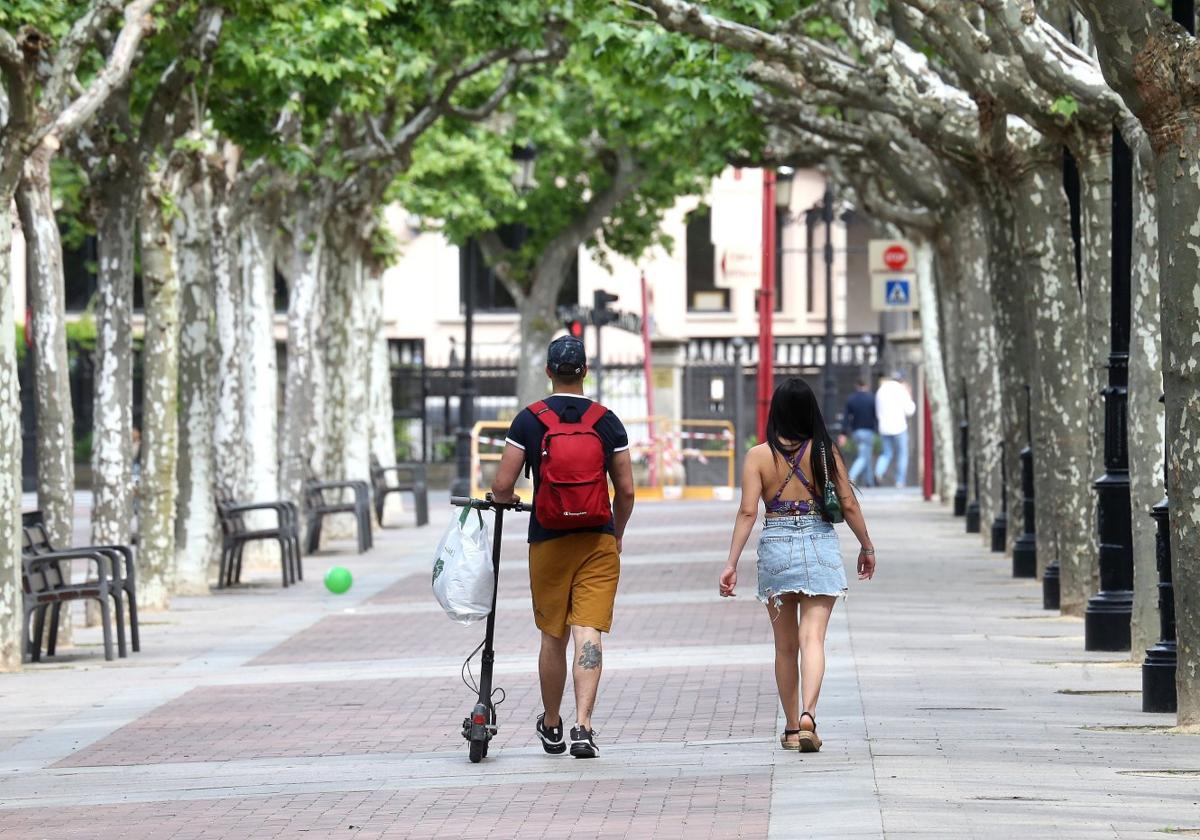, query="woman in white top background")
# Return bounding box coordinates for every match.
[874,372,916,488]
